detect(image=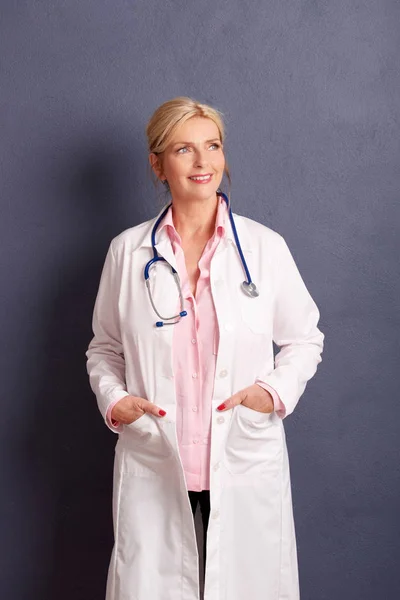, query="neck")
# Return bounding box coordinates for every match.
[171,193,219,242]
